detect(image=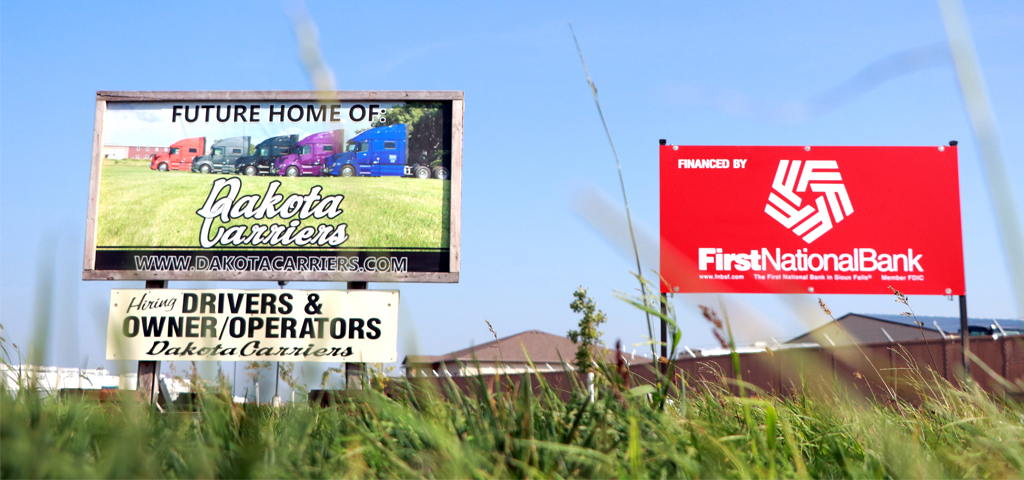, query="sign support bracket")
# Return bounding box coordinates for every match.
[138,280,165,405]
[346,281,367,389]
